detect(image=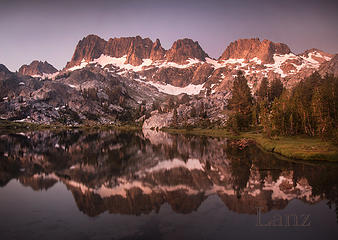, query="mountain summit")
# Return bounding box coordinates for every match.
[65,35,208,69]
[219,38,291,63]
[165,38,208,64]
[65,35,167,68]
[19,60,58,77]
